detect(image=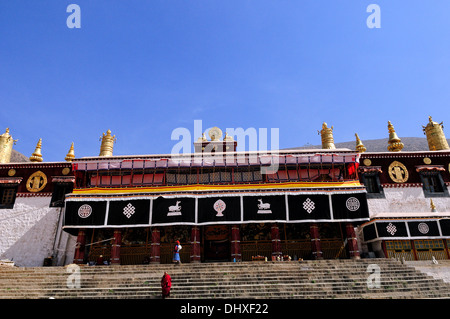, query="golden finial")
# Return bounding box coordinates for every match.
[0,128,17,164]
[196,133,208,143]
[223,132,234,141]
[99,130,116,157]
[355,133,366,153]
[29,138,43,162]
[430,199,437,212]
[422,116,449,151]
[387,121,404,152]
[65,142,75,162]
[318,122,336,149]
